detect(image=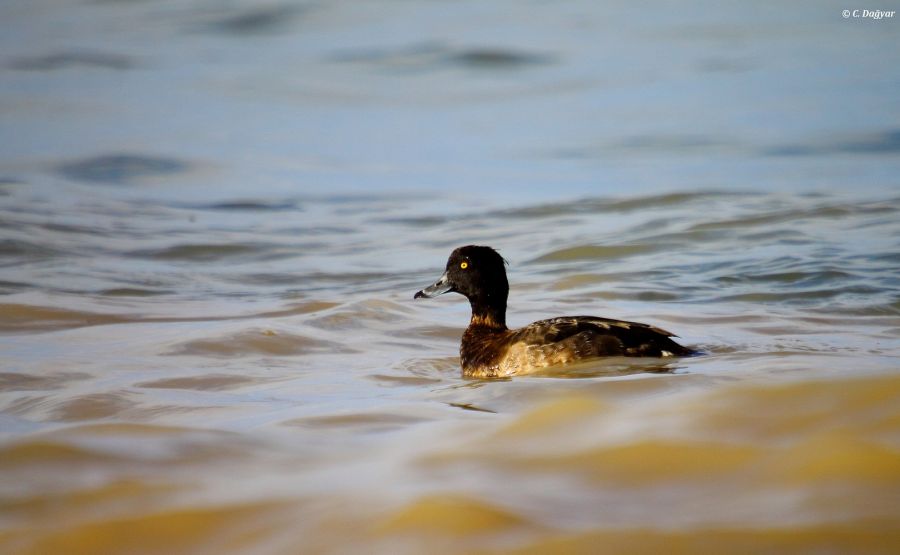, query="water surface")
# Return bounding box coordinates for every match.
[1,1,899,554]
